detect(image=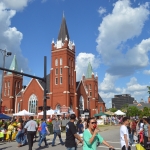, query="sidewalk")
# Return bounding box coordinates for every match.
[48,125,120,138]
